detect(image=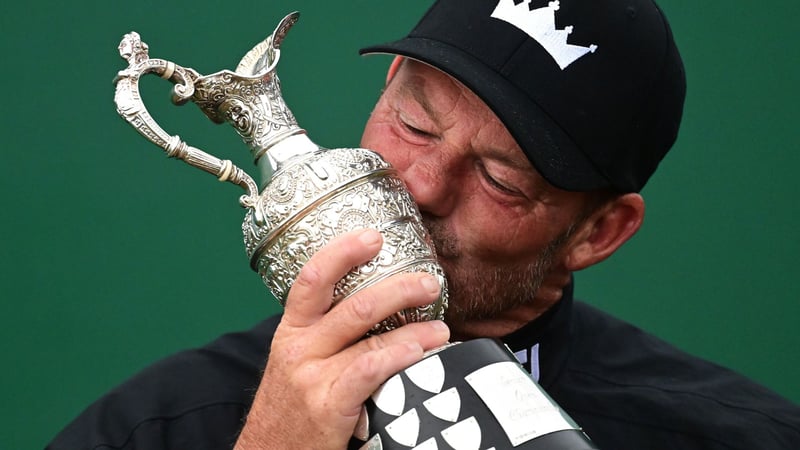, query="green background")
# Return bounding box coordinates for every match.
[2,1,798,448]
